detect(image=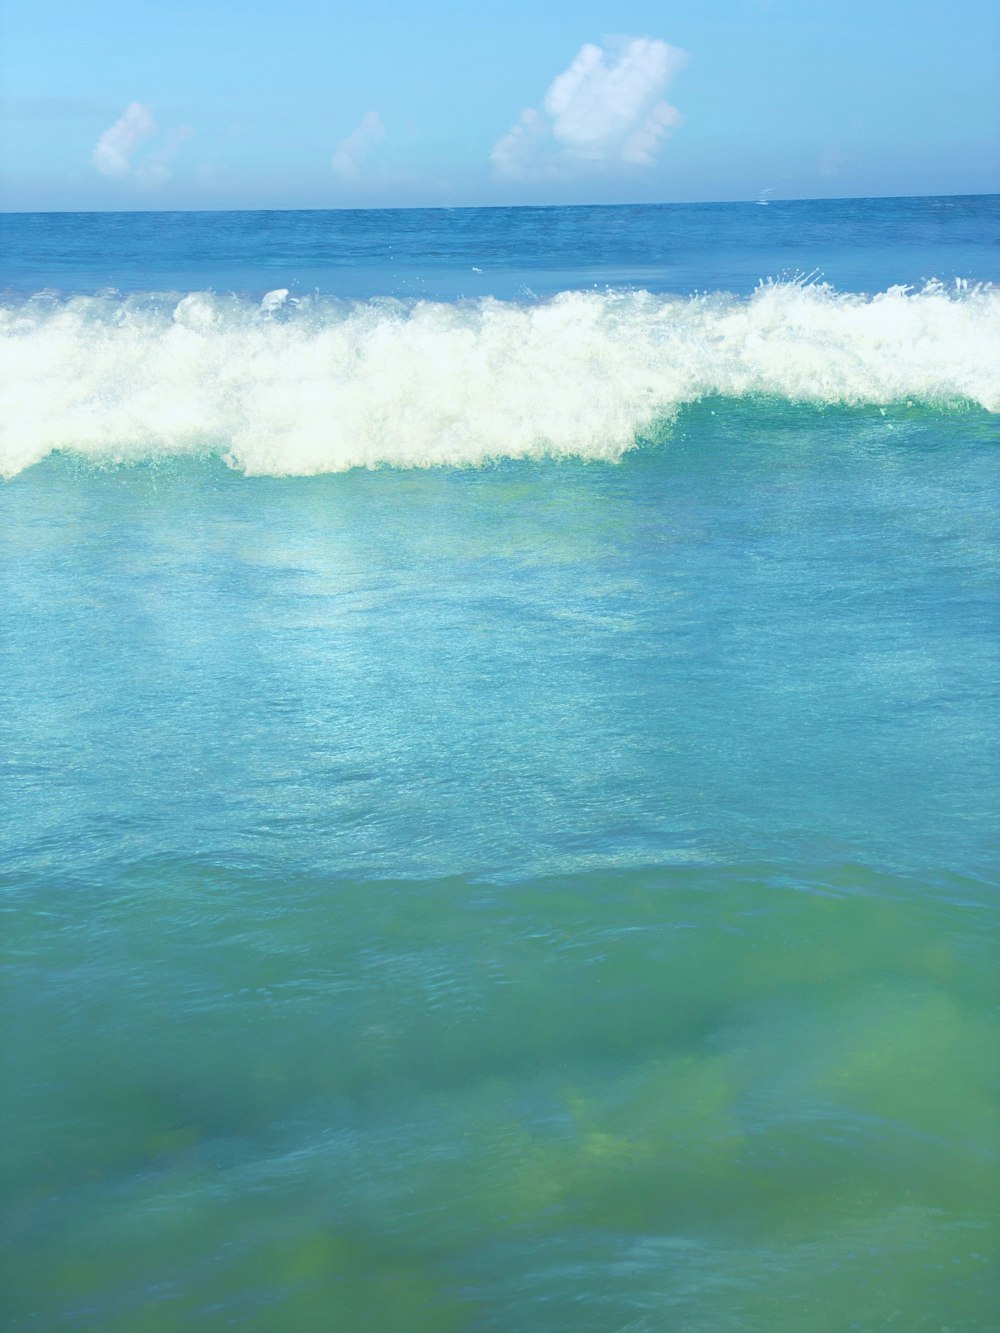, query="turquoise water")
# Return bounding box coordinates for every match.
[1,199,999,1328]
